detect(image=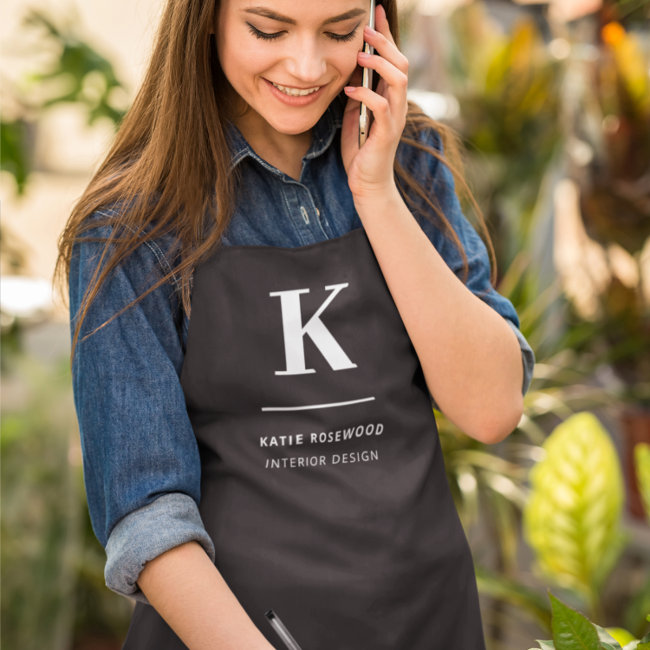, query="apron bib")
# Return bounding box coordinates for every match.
[122,227,486,649]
